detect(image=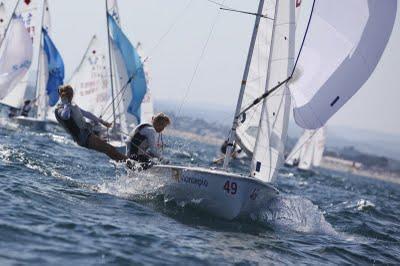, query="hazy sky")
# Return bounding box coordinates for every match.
[3,0,400,136]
